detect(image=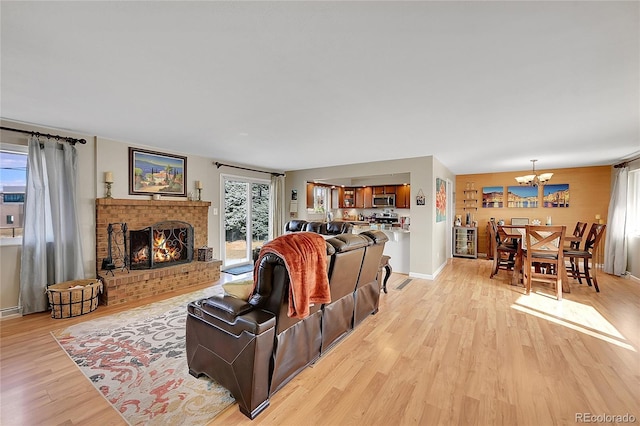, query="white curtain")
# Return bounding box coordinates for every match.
[604,166,628,275]
[269,174,286,239]
[19,137,84,315]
